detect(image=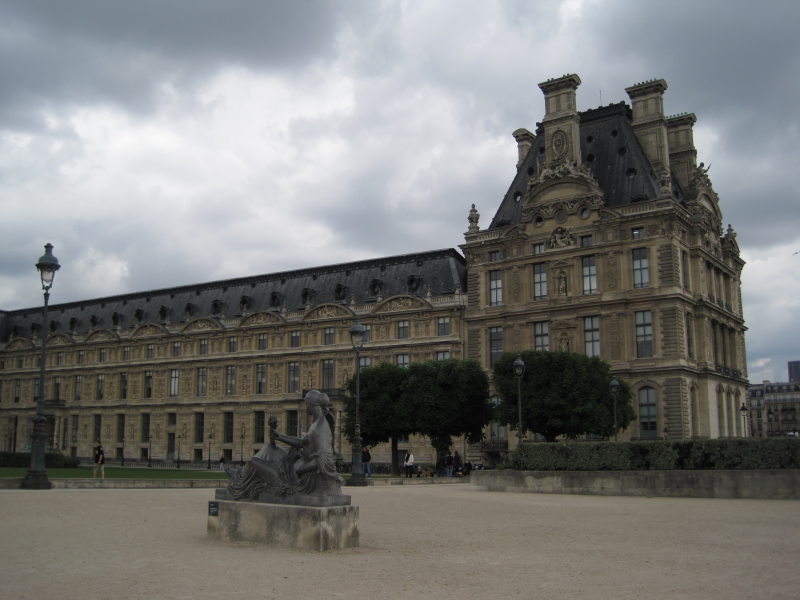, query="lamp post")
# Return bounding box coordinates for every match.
[121,436,125,468]
[21,243,61,490]
[148,435,152,468]
[207,427,214,470]
[240,423,245,467]
[176,433,181,469]
[610,377,620,441]
[349,319,366,486]
[513,354,525,447]
[739,402,748,438]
